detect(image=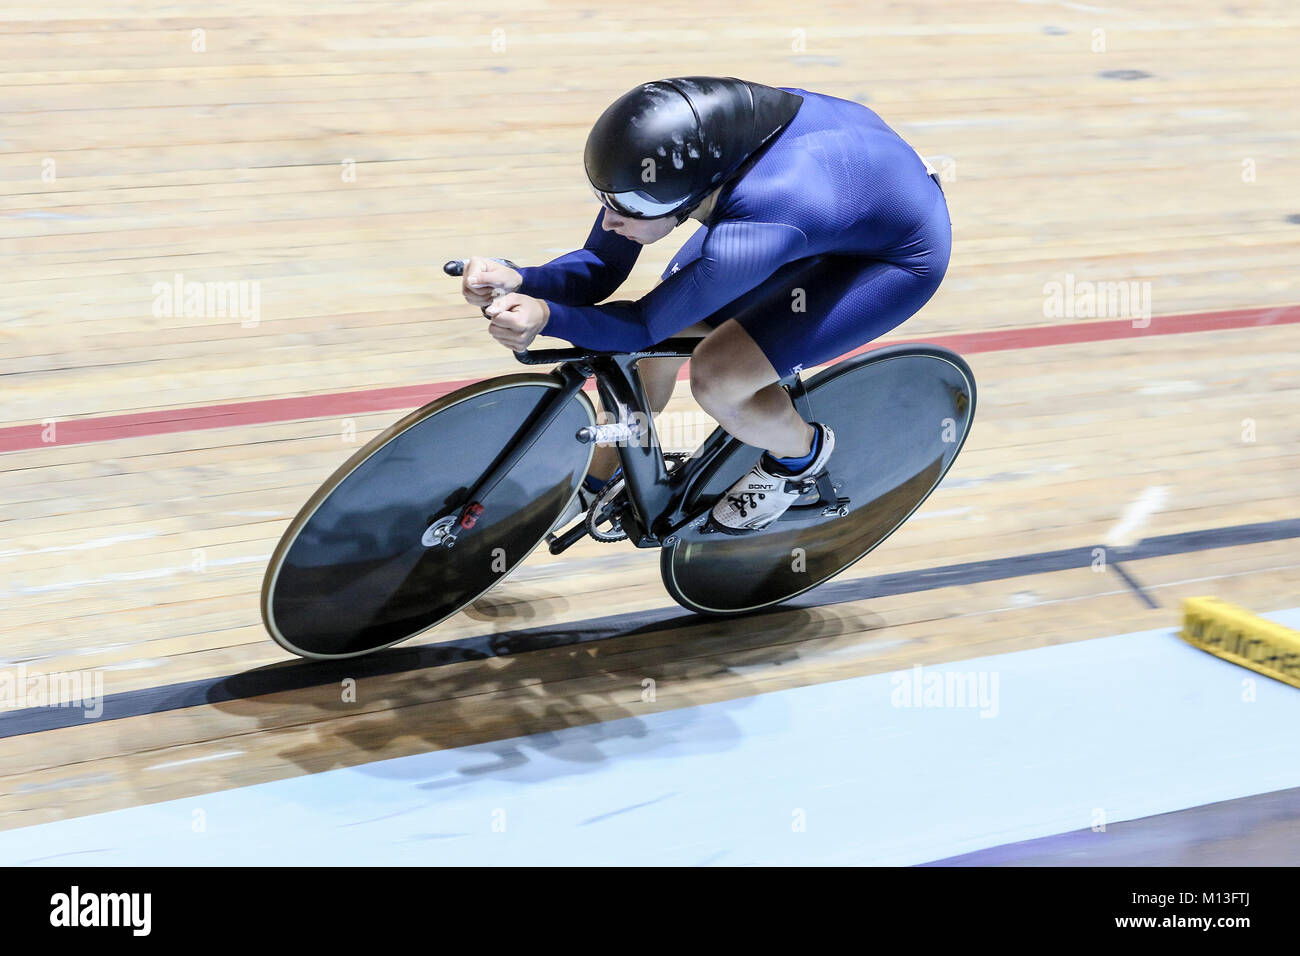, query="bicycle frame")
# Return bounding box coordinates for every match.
[437,257,815,551]
[509,340,809,550]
